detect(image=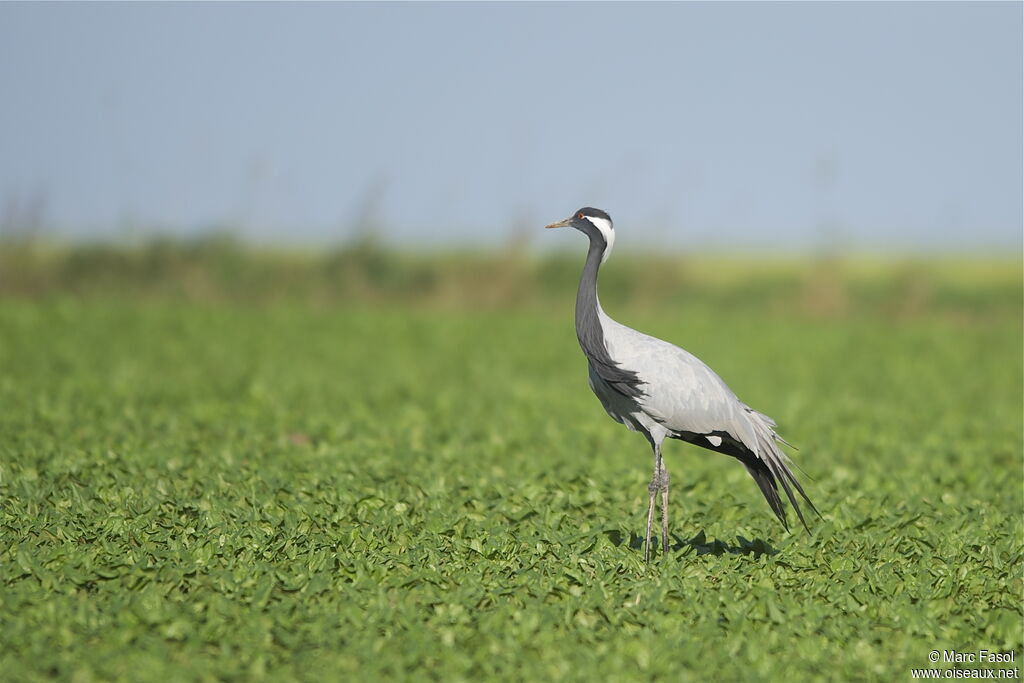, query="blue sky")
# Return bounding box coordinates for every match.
[0,2,1020,251]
